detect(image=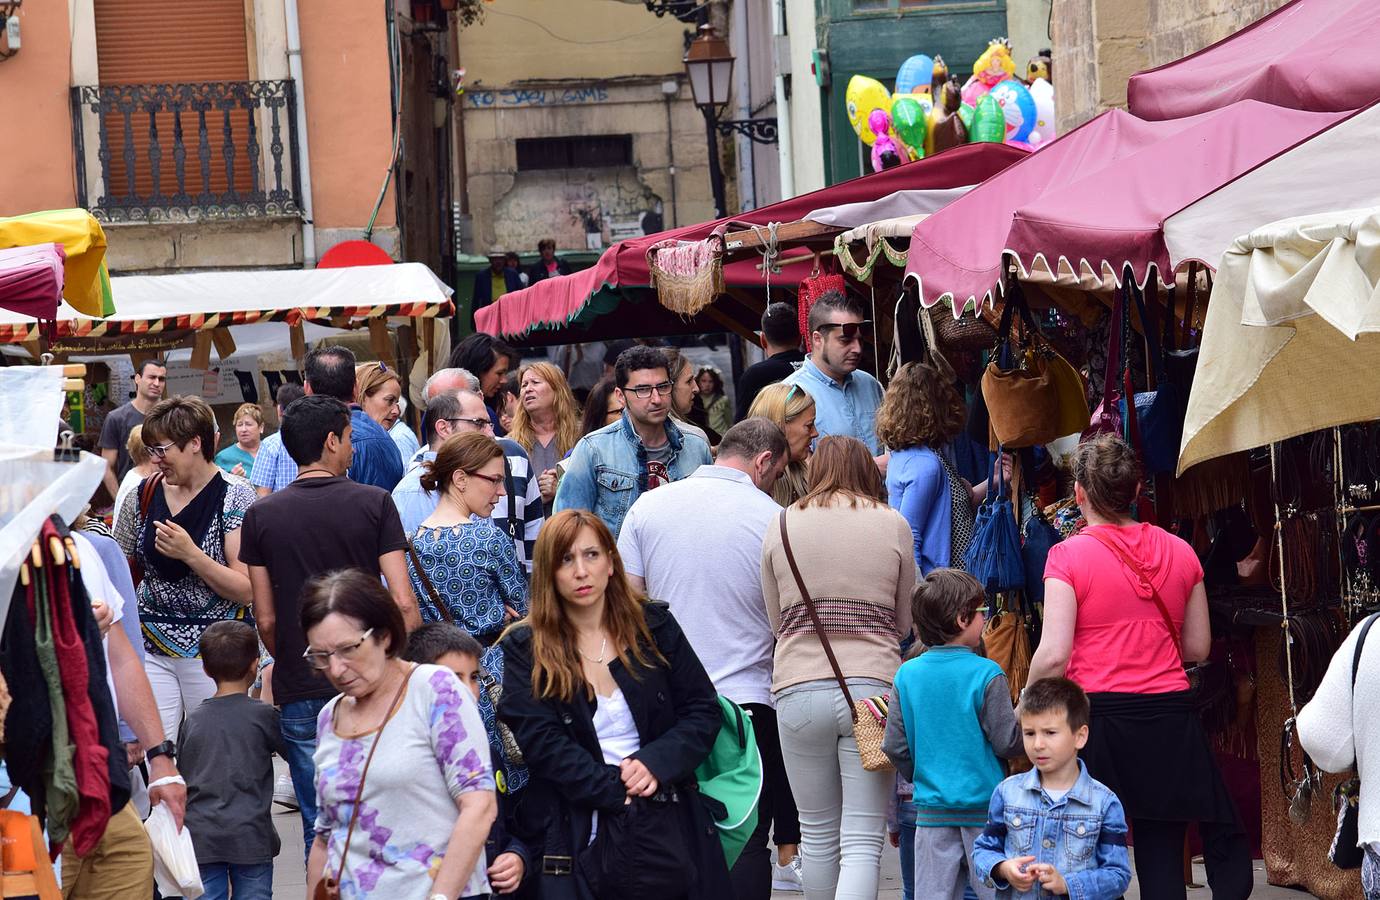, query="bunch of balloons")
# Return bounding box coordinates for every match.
[845,40,1058,171]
